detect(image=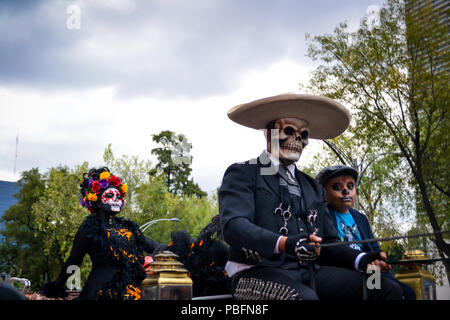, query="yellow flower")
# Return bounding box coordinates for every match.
[120,184,128,195]
[99,171,111,180]
[87,193,97,201]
